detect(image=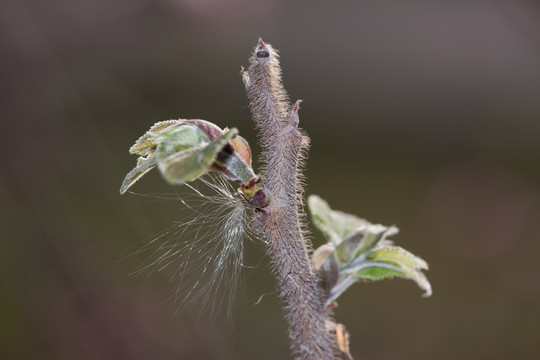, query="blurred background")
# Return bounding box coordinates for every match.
[1,0,539,359]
